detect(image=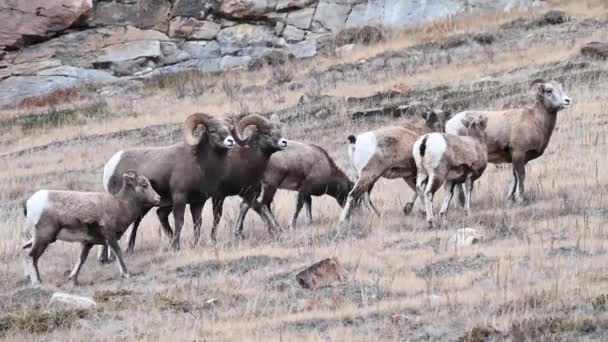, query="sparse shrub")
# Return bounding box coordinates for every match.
[143,69,208,98]
[17,100,109,133]
[93,289,133,303]
[458,325,500,342]
[221,77,241,100]
[152,293,191,313]
[271,66,294,85]
[0,309,89,336]
[335,25,386,47]
[15,87,87,109]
